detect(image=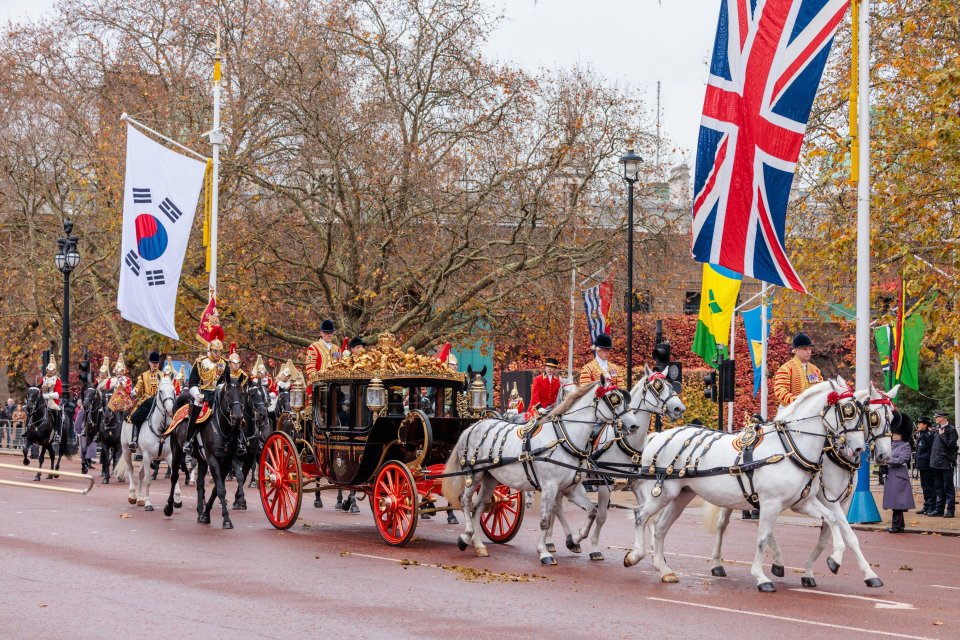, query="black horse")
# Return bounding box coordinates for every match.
[164,379,245,529]
[21,387,70,481]
[231,383,272,509]
[81,387,123,483]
